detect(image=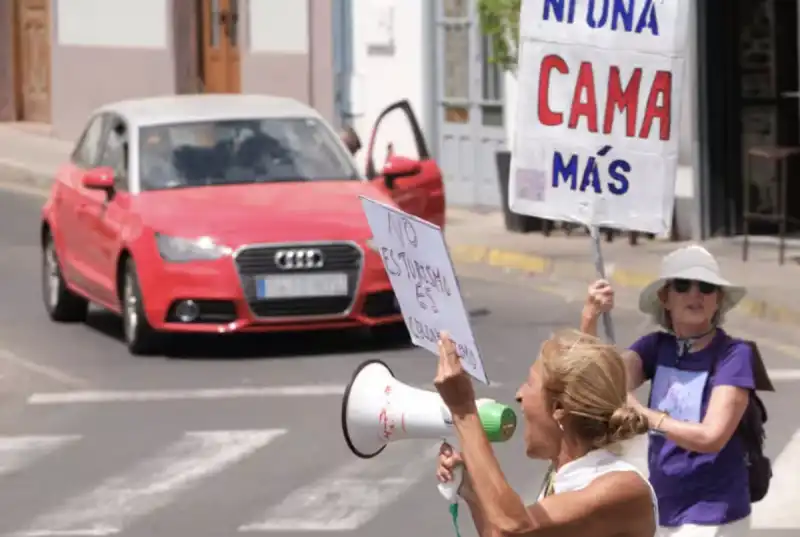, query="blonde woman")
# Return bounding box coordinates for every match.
[433,329,658,537]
